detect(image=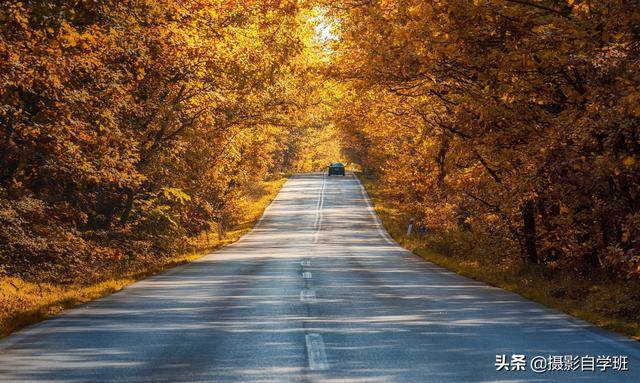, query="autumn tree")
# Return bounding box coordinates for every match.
[327,0,640,278]
[0,0,336,281]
